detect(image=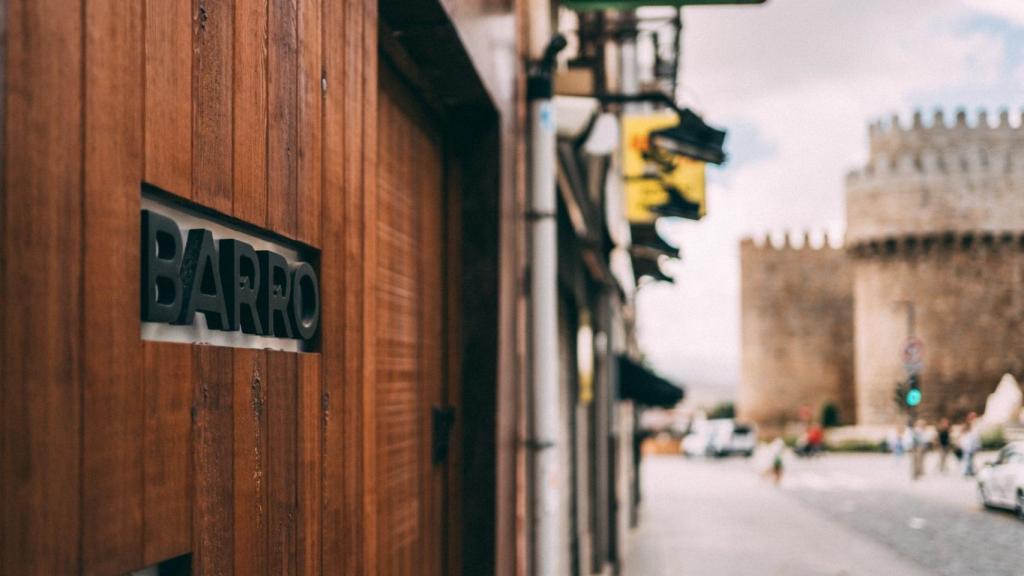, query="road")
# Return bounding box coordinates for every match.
[623,452,1024,576]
